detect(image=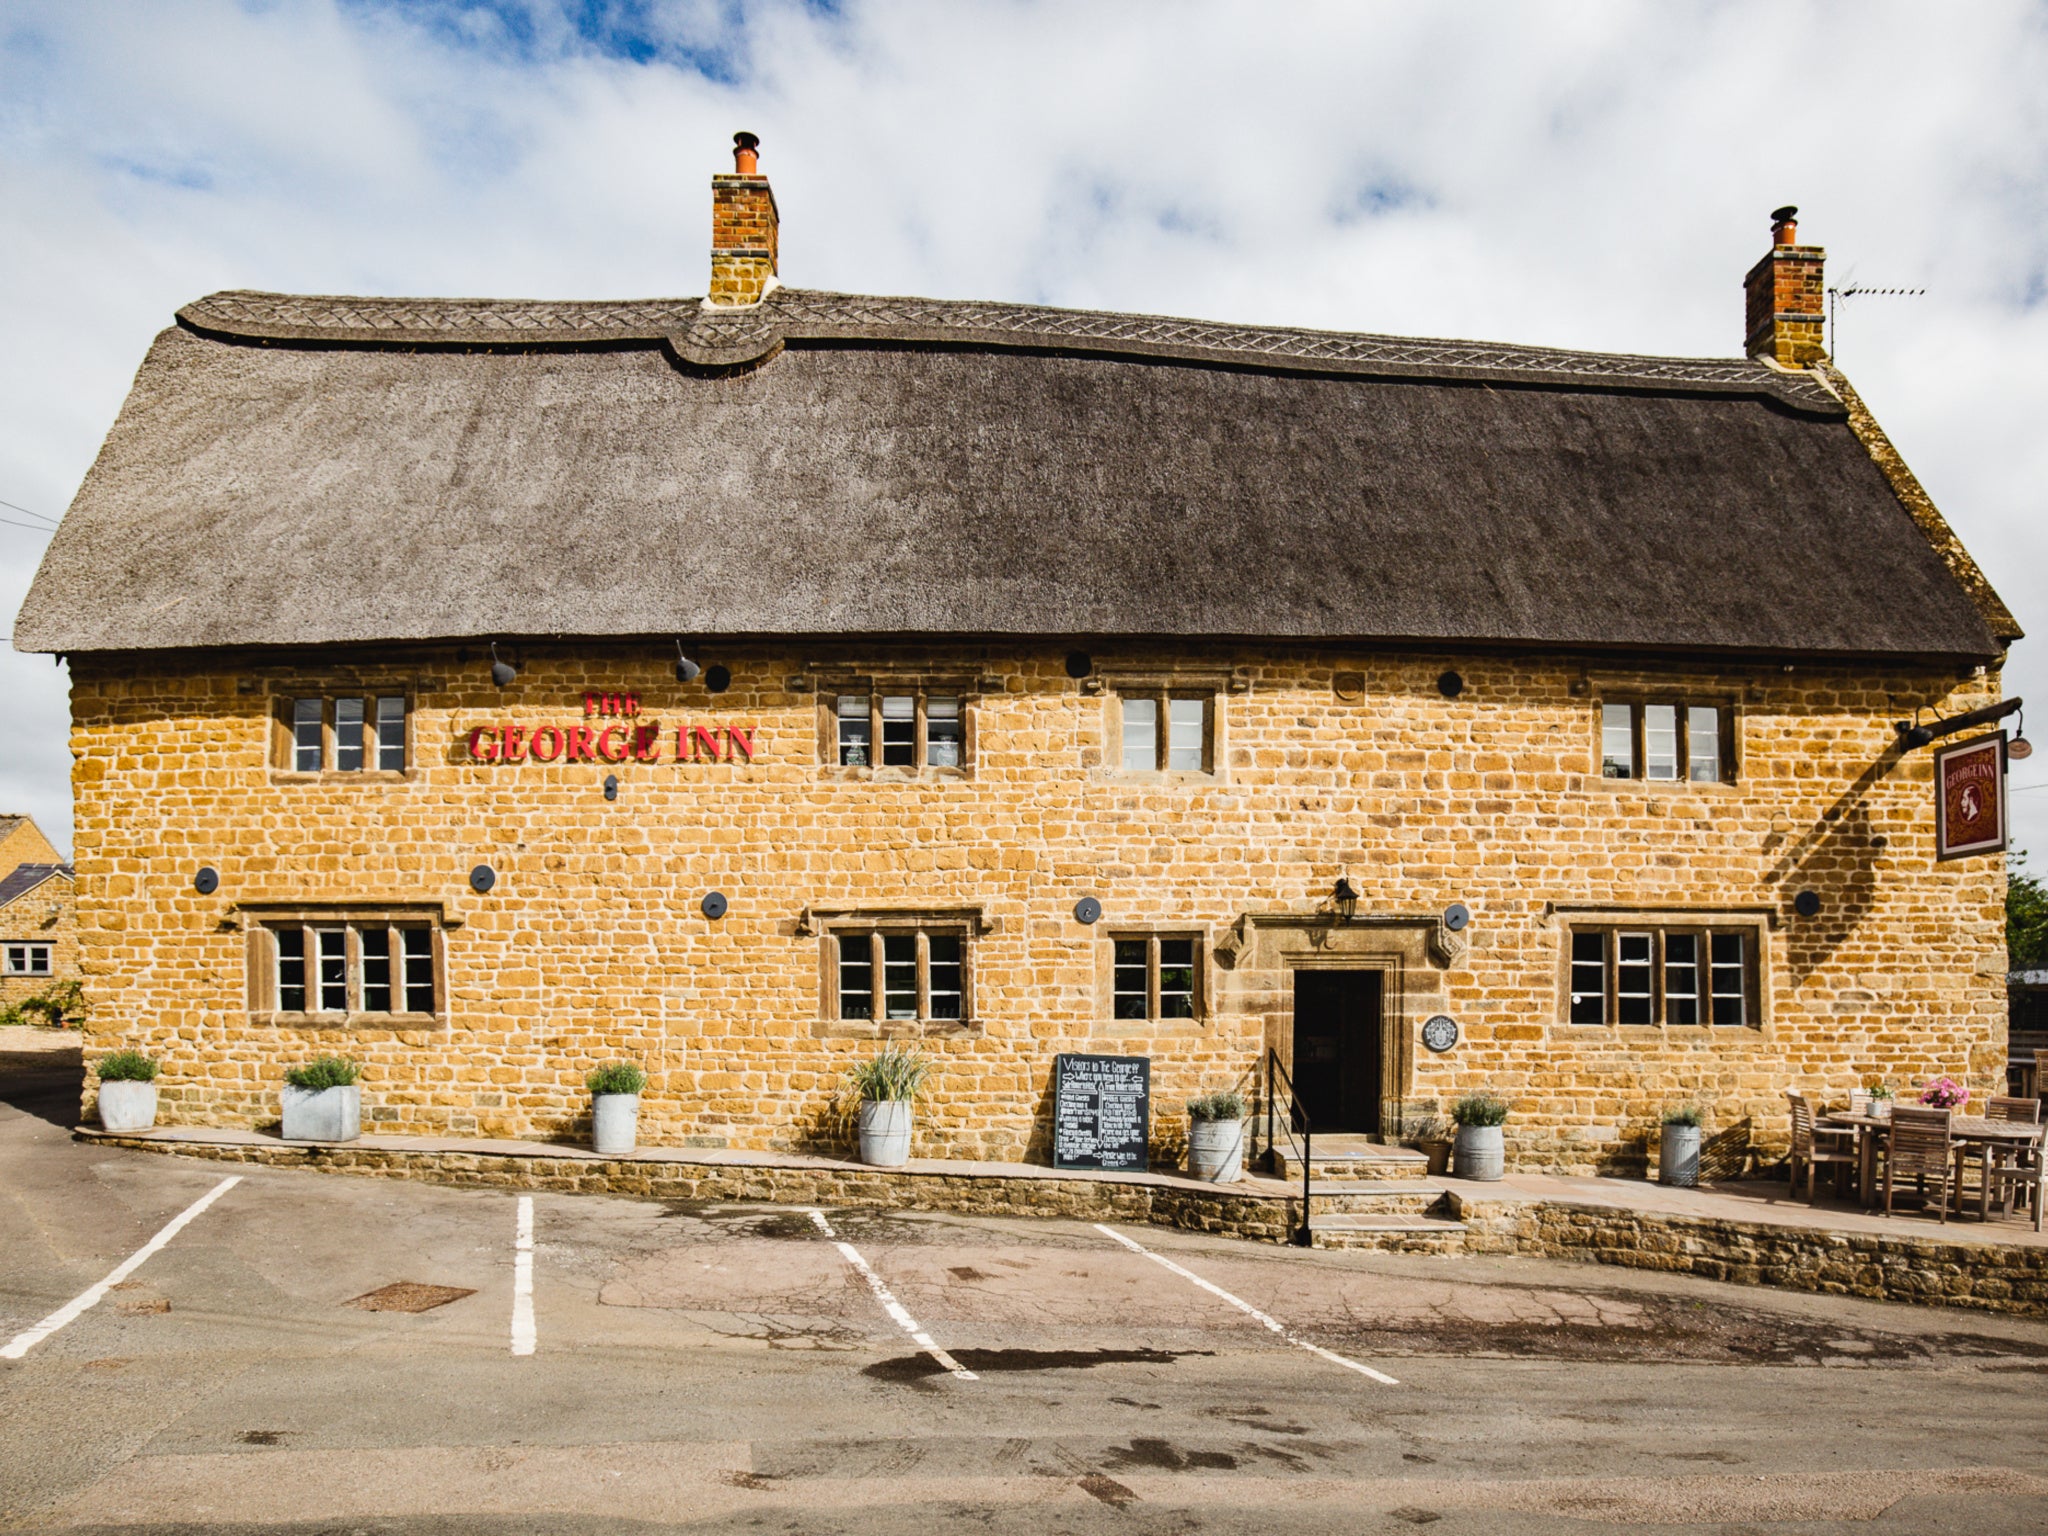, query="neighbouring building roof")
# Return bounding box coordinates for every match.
[12,285,2010,661]
[0,863,73,909]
